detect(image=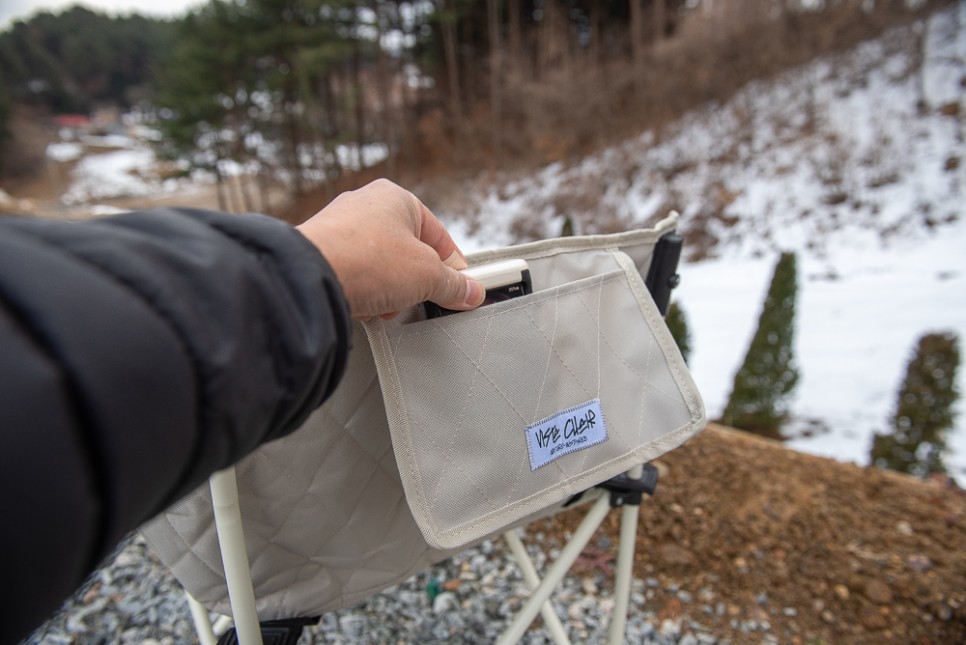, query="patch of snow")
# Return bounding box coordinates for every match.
[80,134,138,148]
[62,146,159,205]
[336,143,389,171]
[88,204,131,216]
[46,142,84,162]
